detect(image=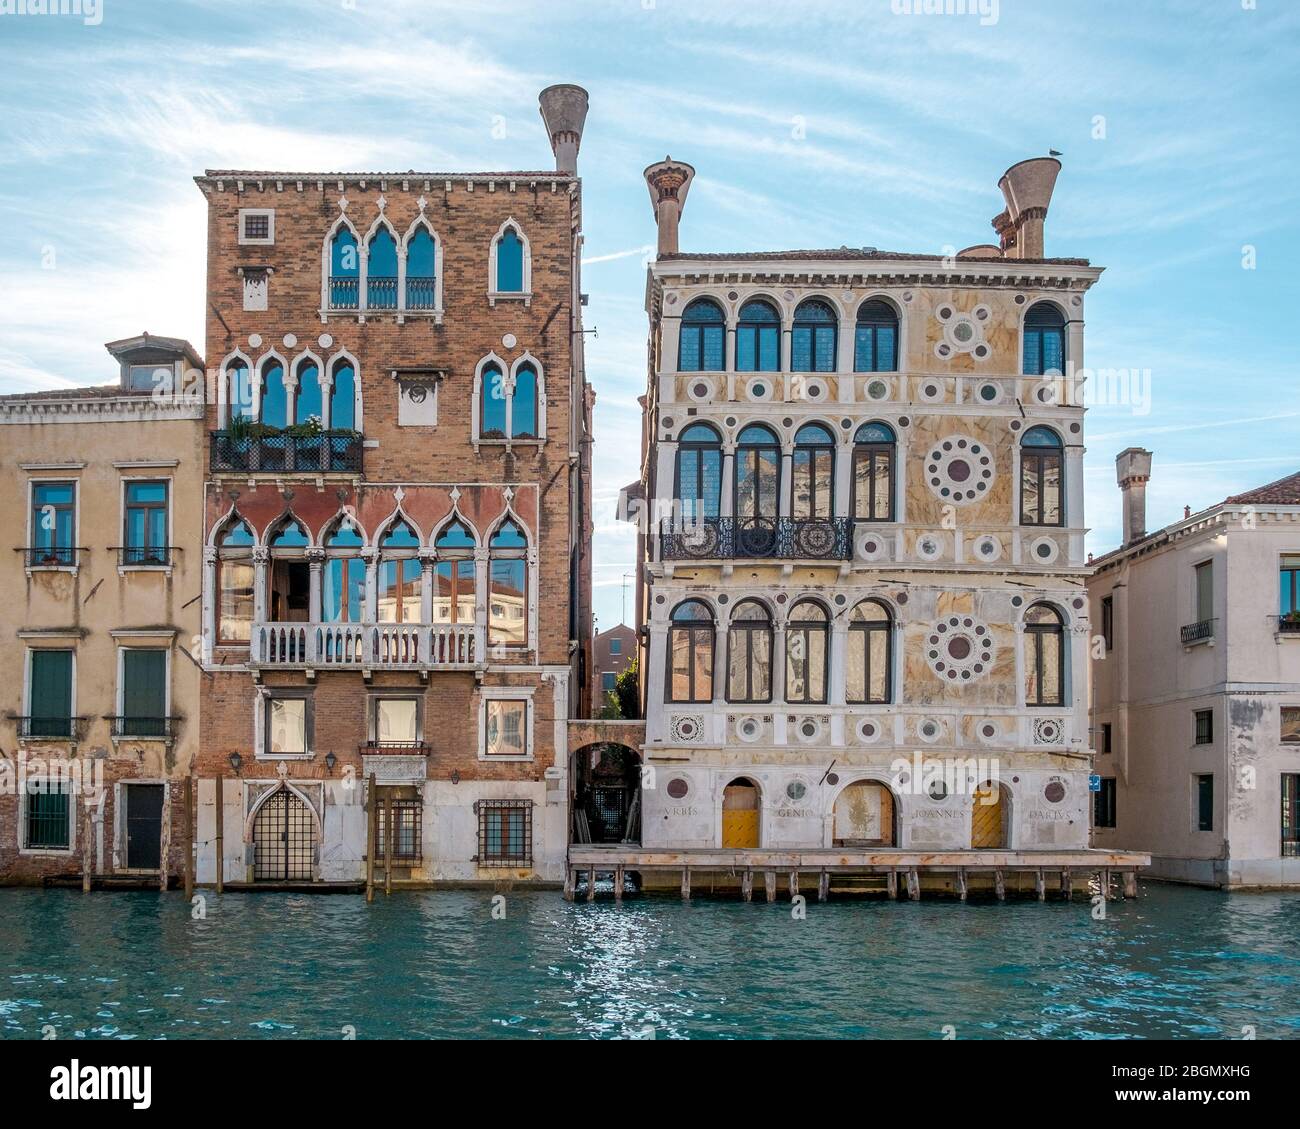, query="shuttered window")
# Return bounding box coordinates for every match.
[121,649,167,736]
[28,650,73,737]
